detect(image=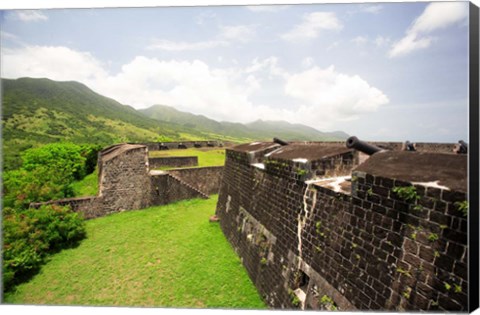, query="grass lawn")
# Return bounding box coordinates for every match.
[149,148,226,169]
[71,169,98,197]
[4,196,266,309]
